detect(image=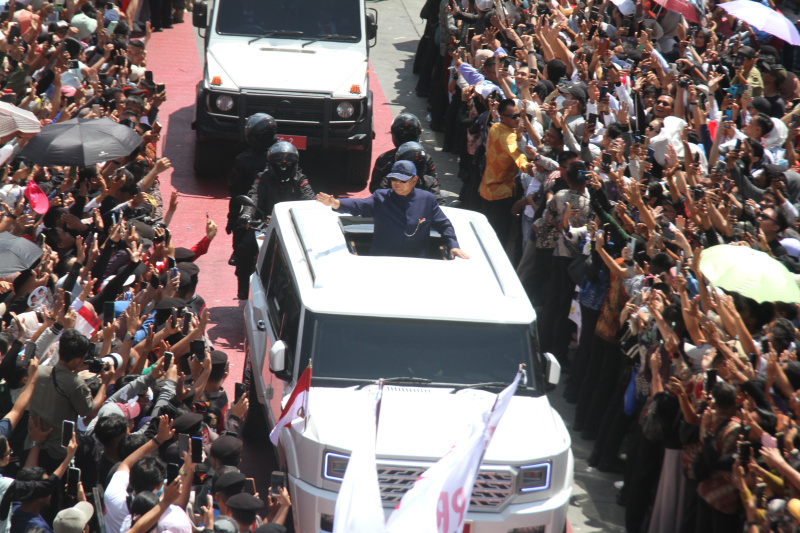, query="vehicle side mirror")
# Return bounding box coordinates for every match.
[543,352,561,391]
[269,340,287,373]
[366,9,378,45]
[192,1,208,28]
